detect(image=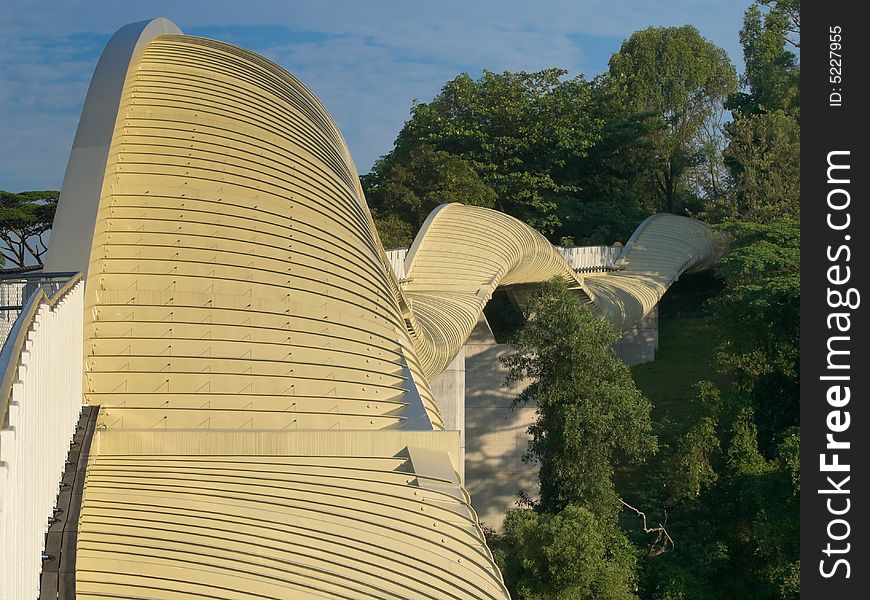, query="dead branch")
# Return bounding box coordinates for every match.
[621,499,675,557]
